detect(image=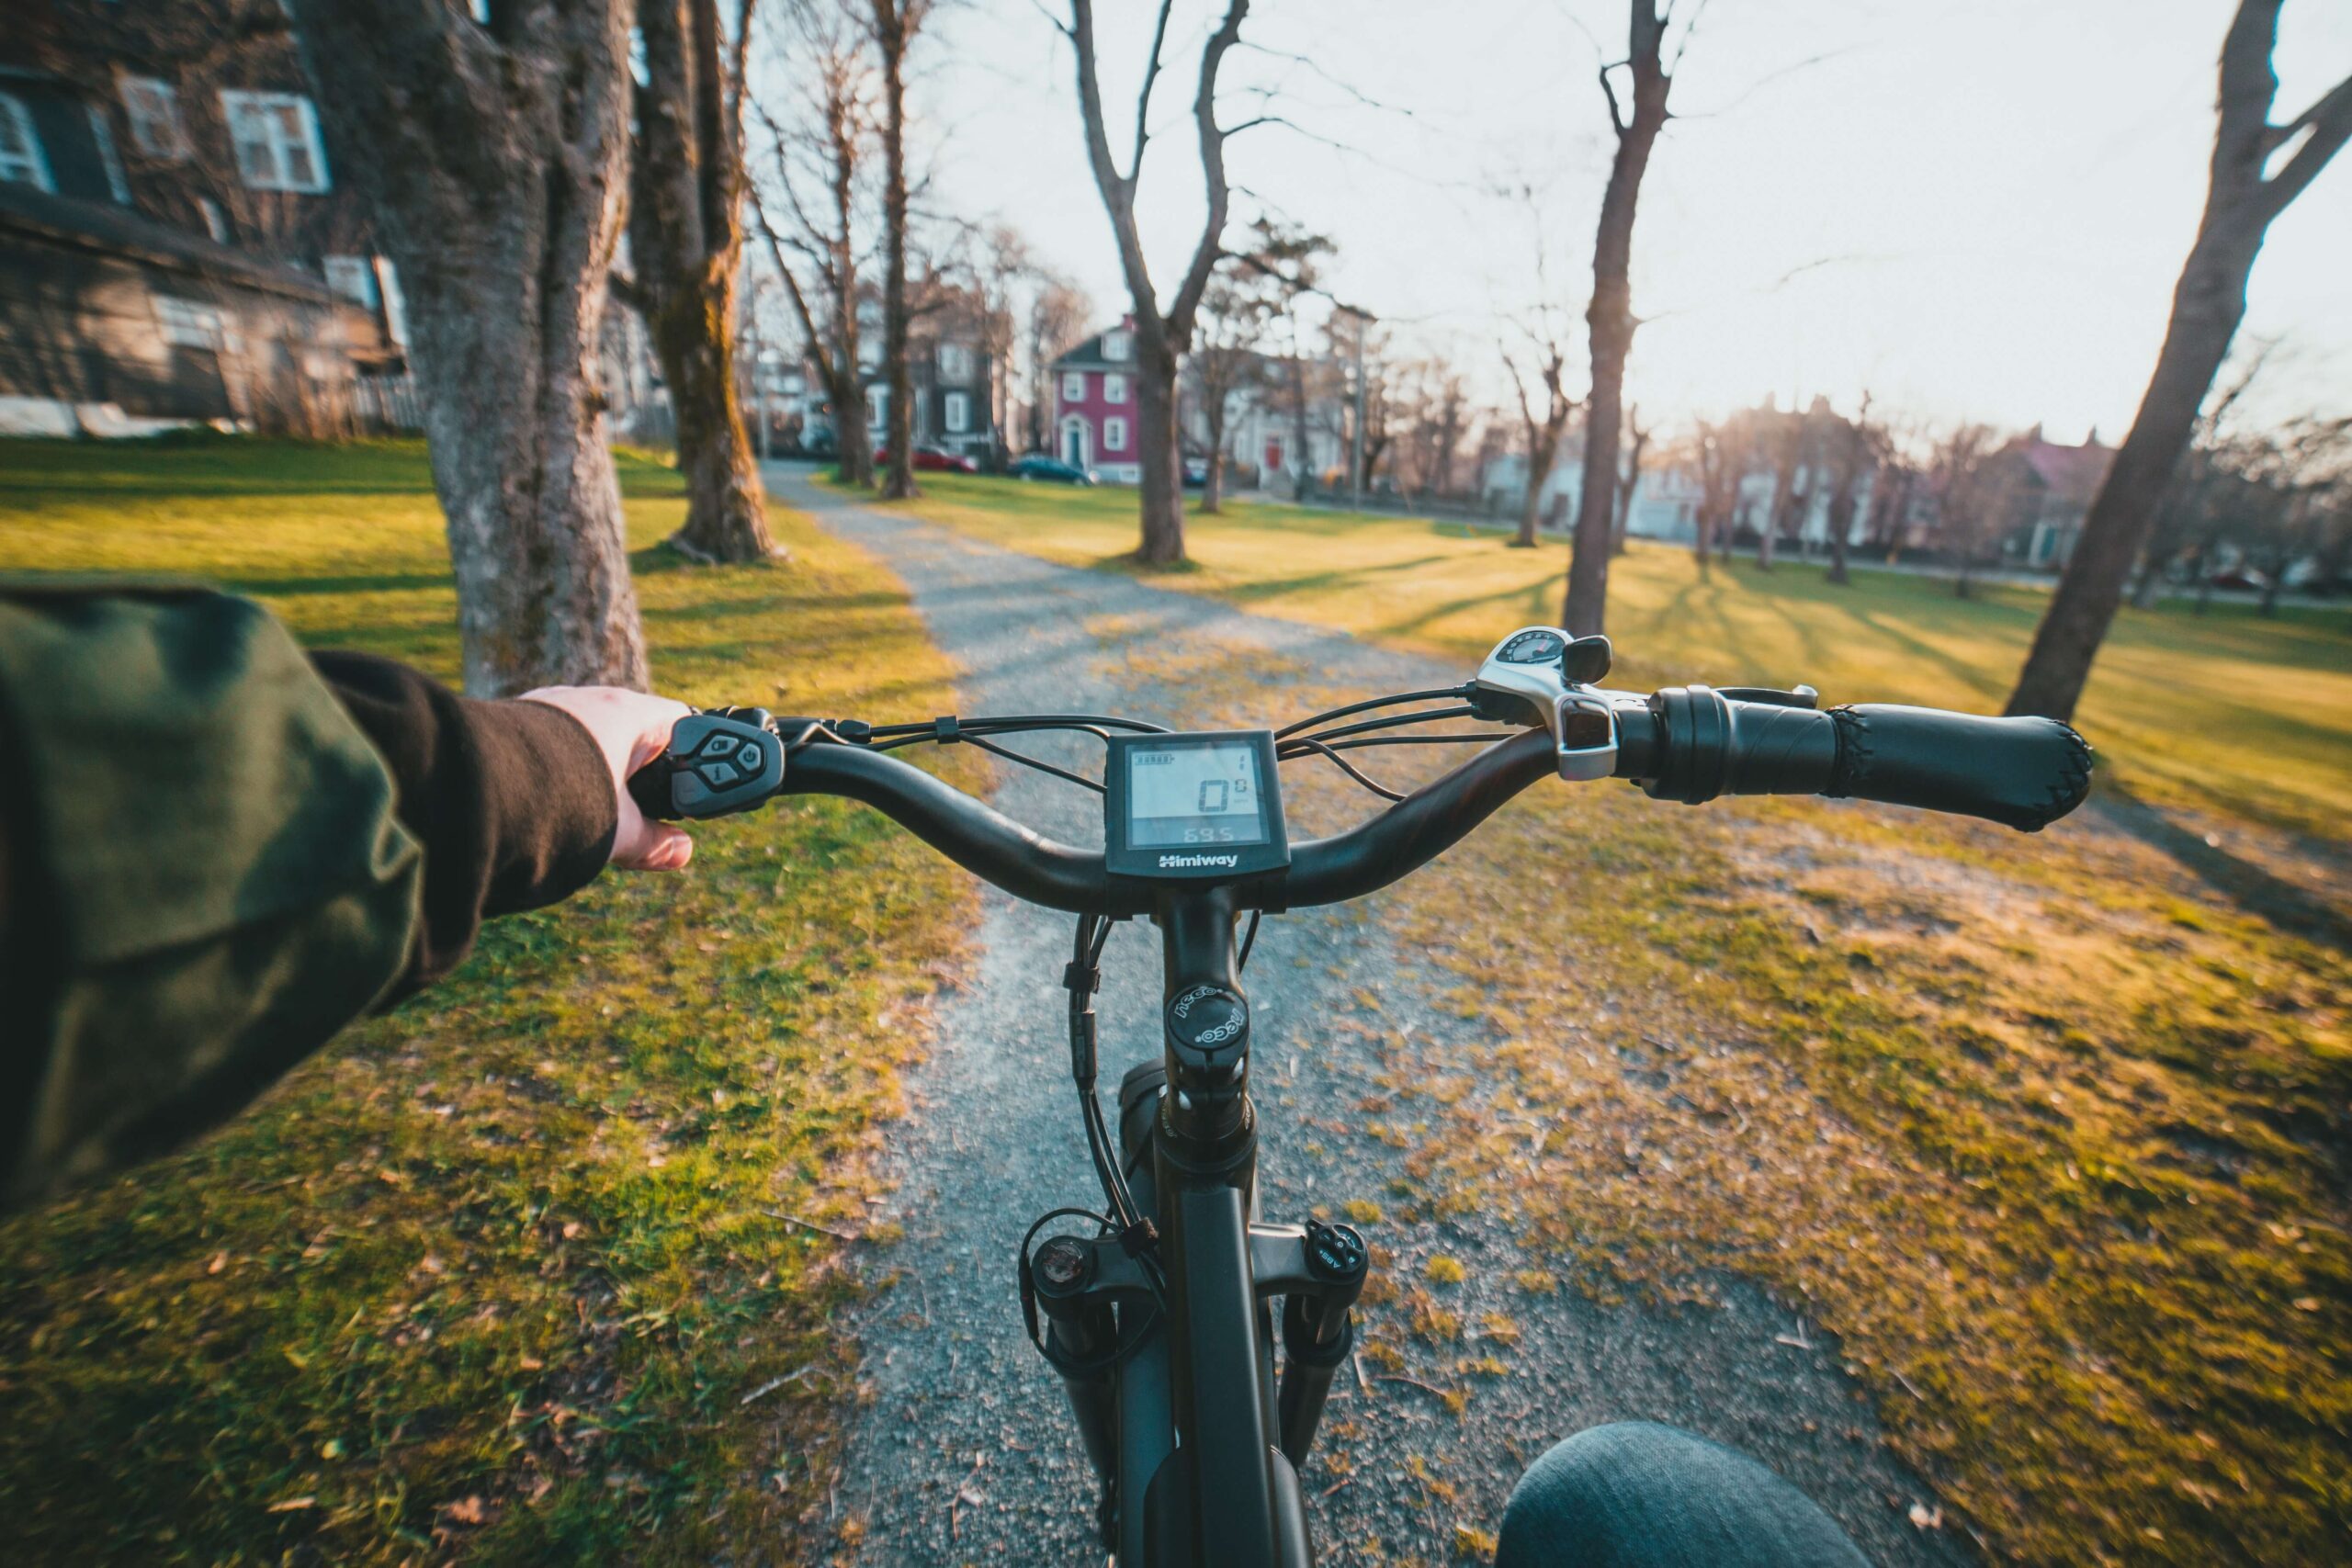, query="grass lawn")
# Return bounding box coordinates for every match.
[849,471,2352,1567]
[854,473,2352,847]
[0,437,976,1562]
